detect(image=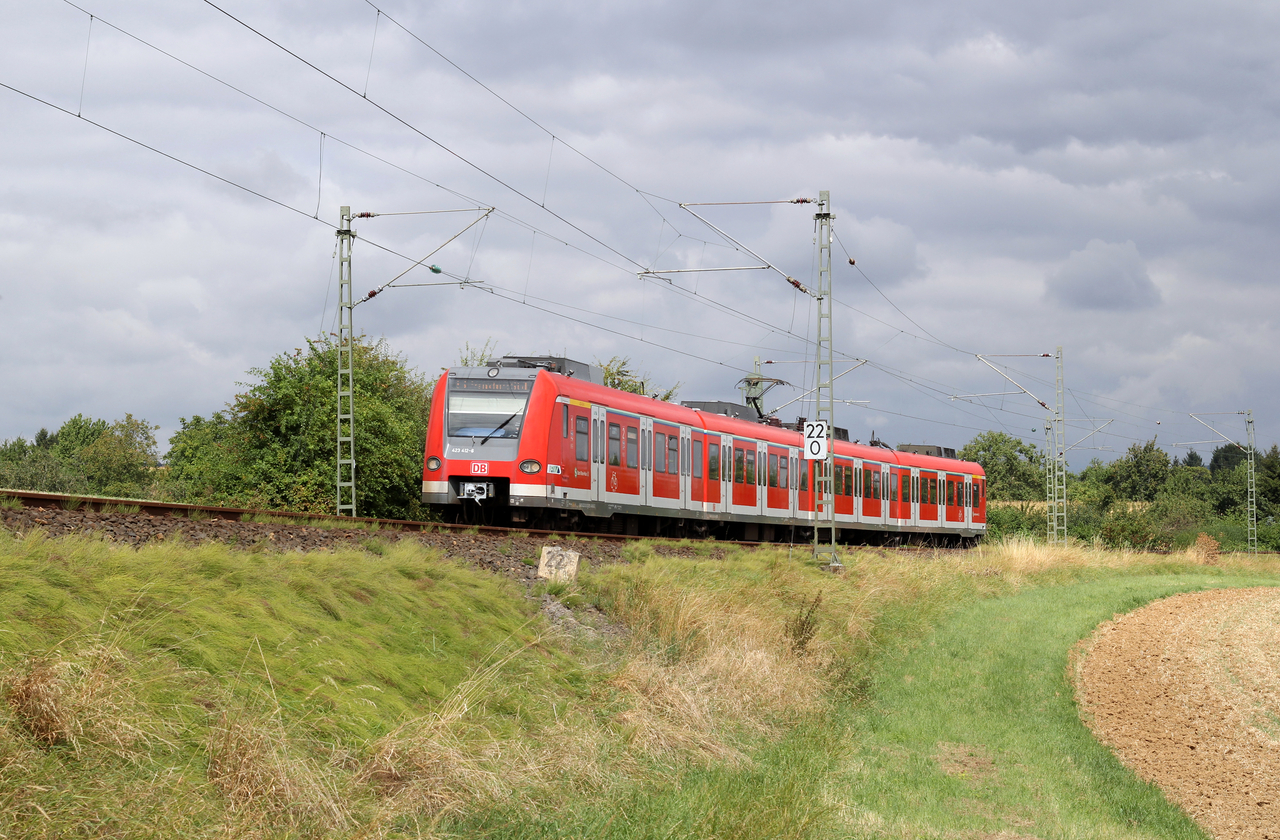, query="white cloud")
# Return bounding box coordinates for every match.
[1045,239,1161,311]
[2,0,1280,467]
